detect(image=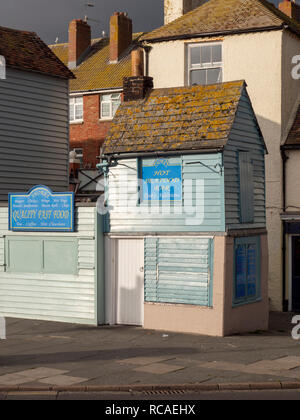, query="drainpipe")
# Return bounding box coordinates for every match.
[281,147,288,312]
